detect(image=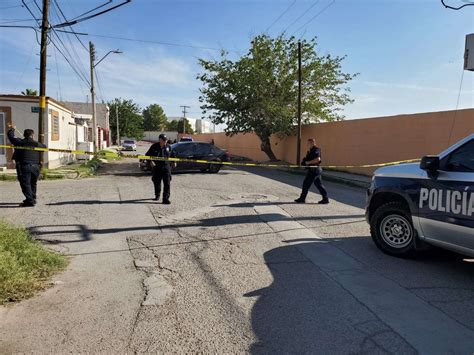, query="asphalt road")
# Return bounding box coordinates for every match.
[0,144,473,353]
